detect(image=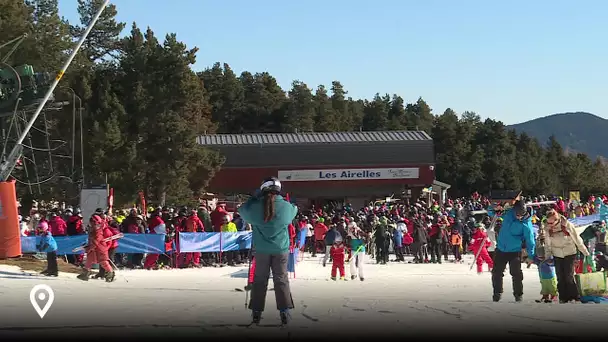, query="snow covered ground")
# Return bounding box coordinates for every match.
[0,253,605,339]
